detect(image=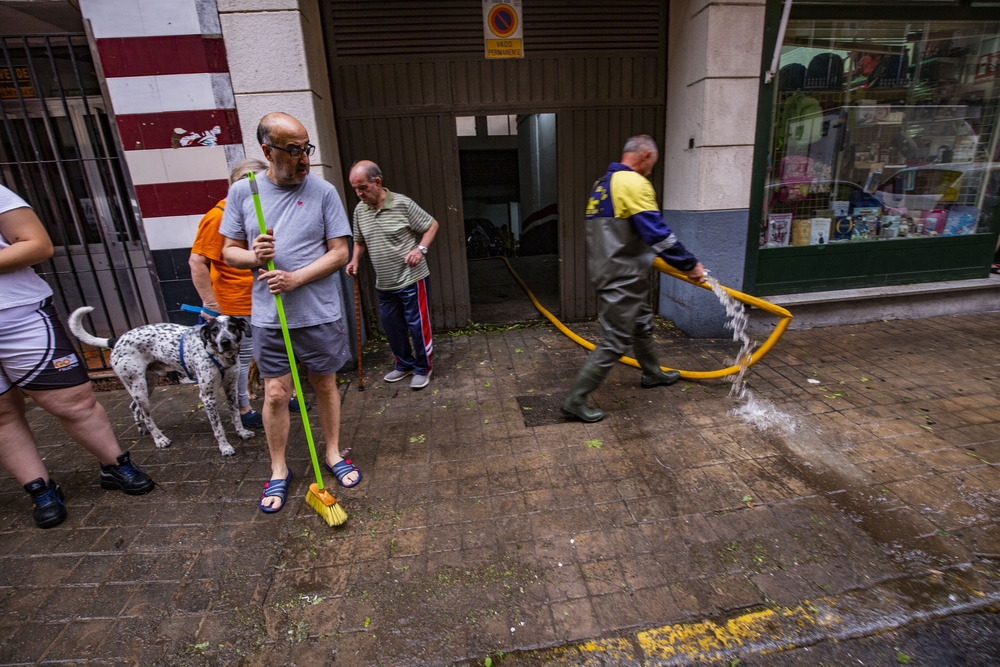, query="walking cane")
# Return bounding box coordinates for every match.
[353,276,364,392]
